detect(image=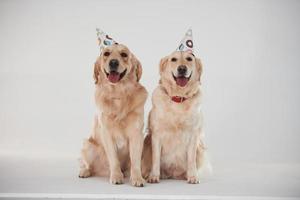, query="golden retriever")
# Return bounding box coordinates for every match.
[79,44,147,187]
[142,51,210,184]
